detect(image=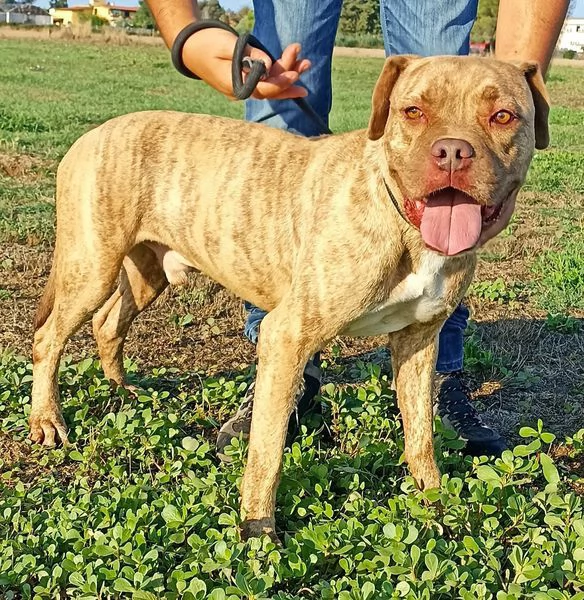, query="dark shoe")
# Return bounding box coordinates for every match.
[216,355,322,462]
[436,371,507,457]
